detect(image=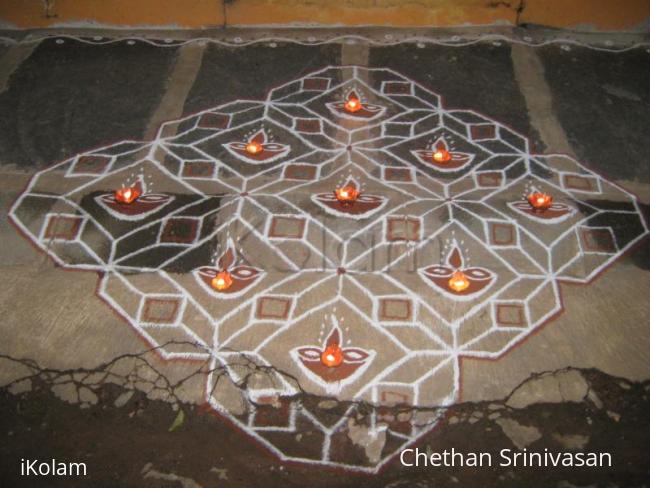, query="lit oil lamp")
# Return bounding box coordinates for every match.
[245,140,263,155]
[321,343,343,367]
[527,192,553,212]
[114,186,141,204]
[448,270,470,293]
[334,185,360,205]
[432,142,452,164]
[344,95,362,113]
[211,271,233,292]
